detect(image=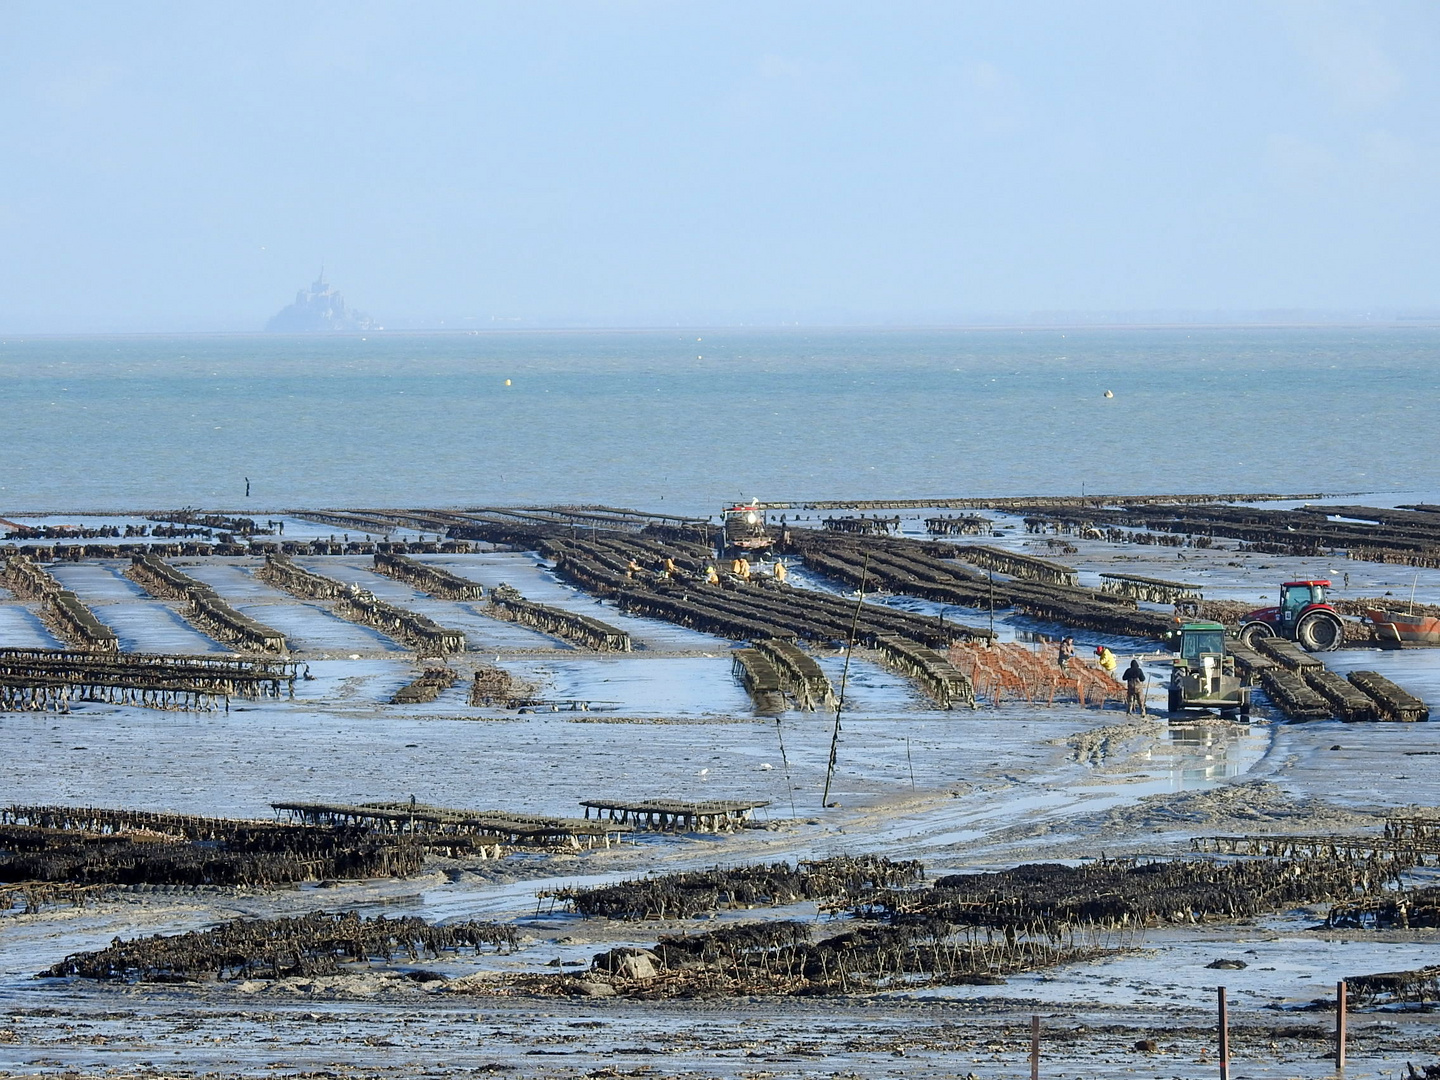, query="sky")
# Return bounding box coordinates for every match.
[1,1,1437,332]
